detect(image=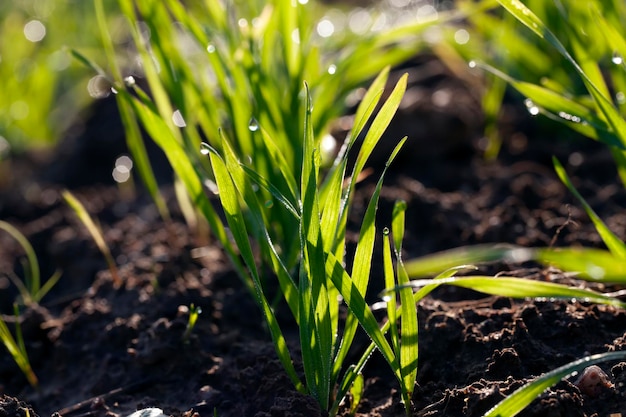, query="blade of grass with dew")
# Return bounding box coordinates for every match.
[320,67,389,254]
[217,132,300,321]
[476,61,625,151]
[334,73,408,256]
[94,0,169,221]
[299,82,333,408]
[483,350,626,417]
[116,88,248,285]
[391,276,626,309]
[0,307,37,387]
[205,143,304,393]
[553,157,626,259]
[496,0,626,148]
[0,221,39,304]
[62,190,122,288]
[392,200,418,412]
[332,138,407,383]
